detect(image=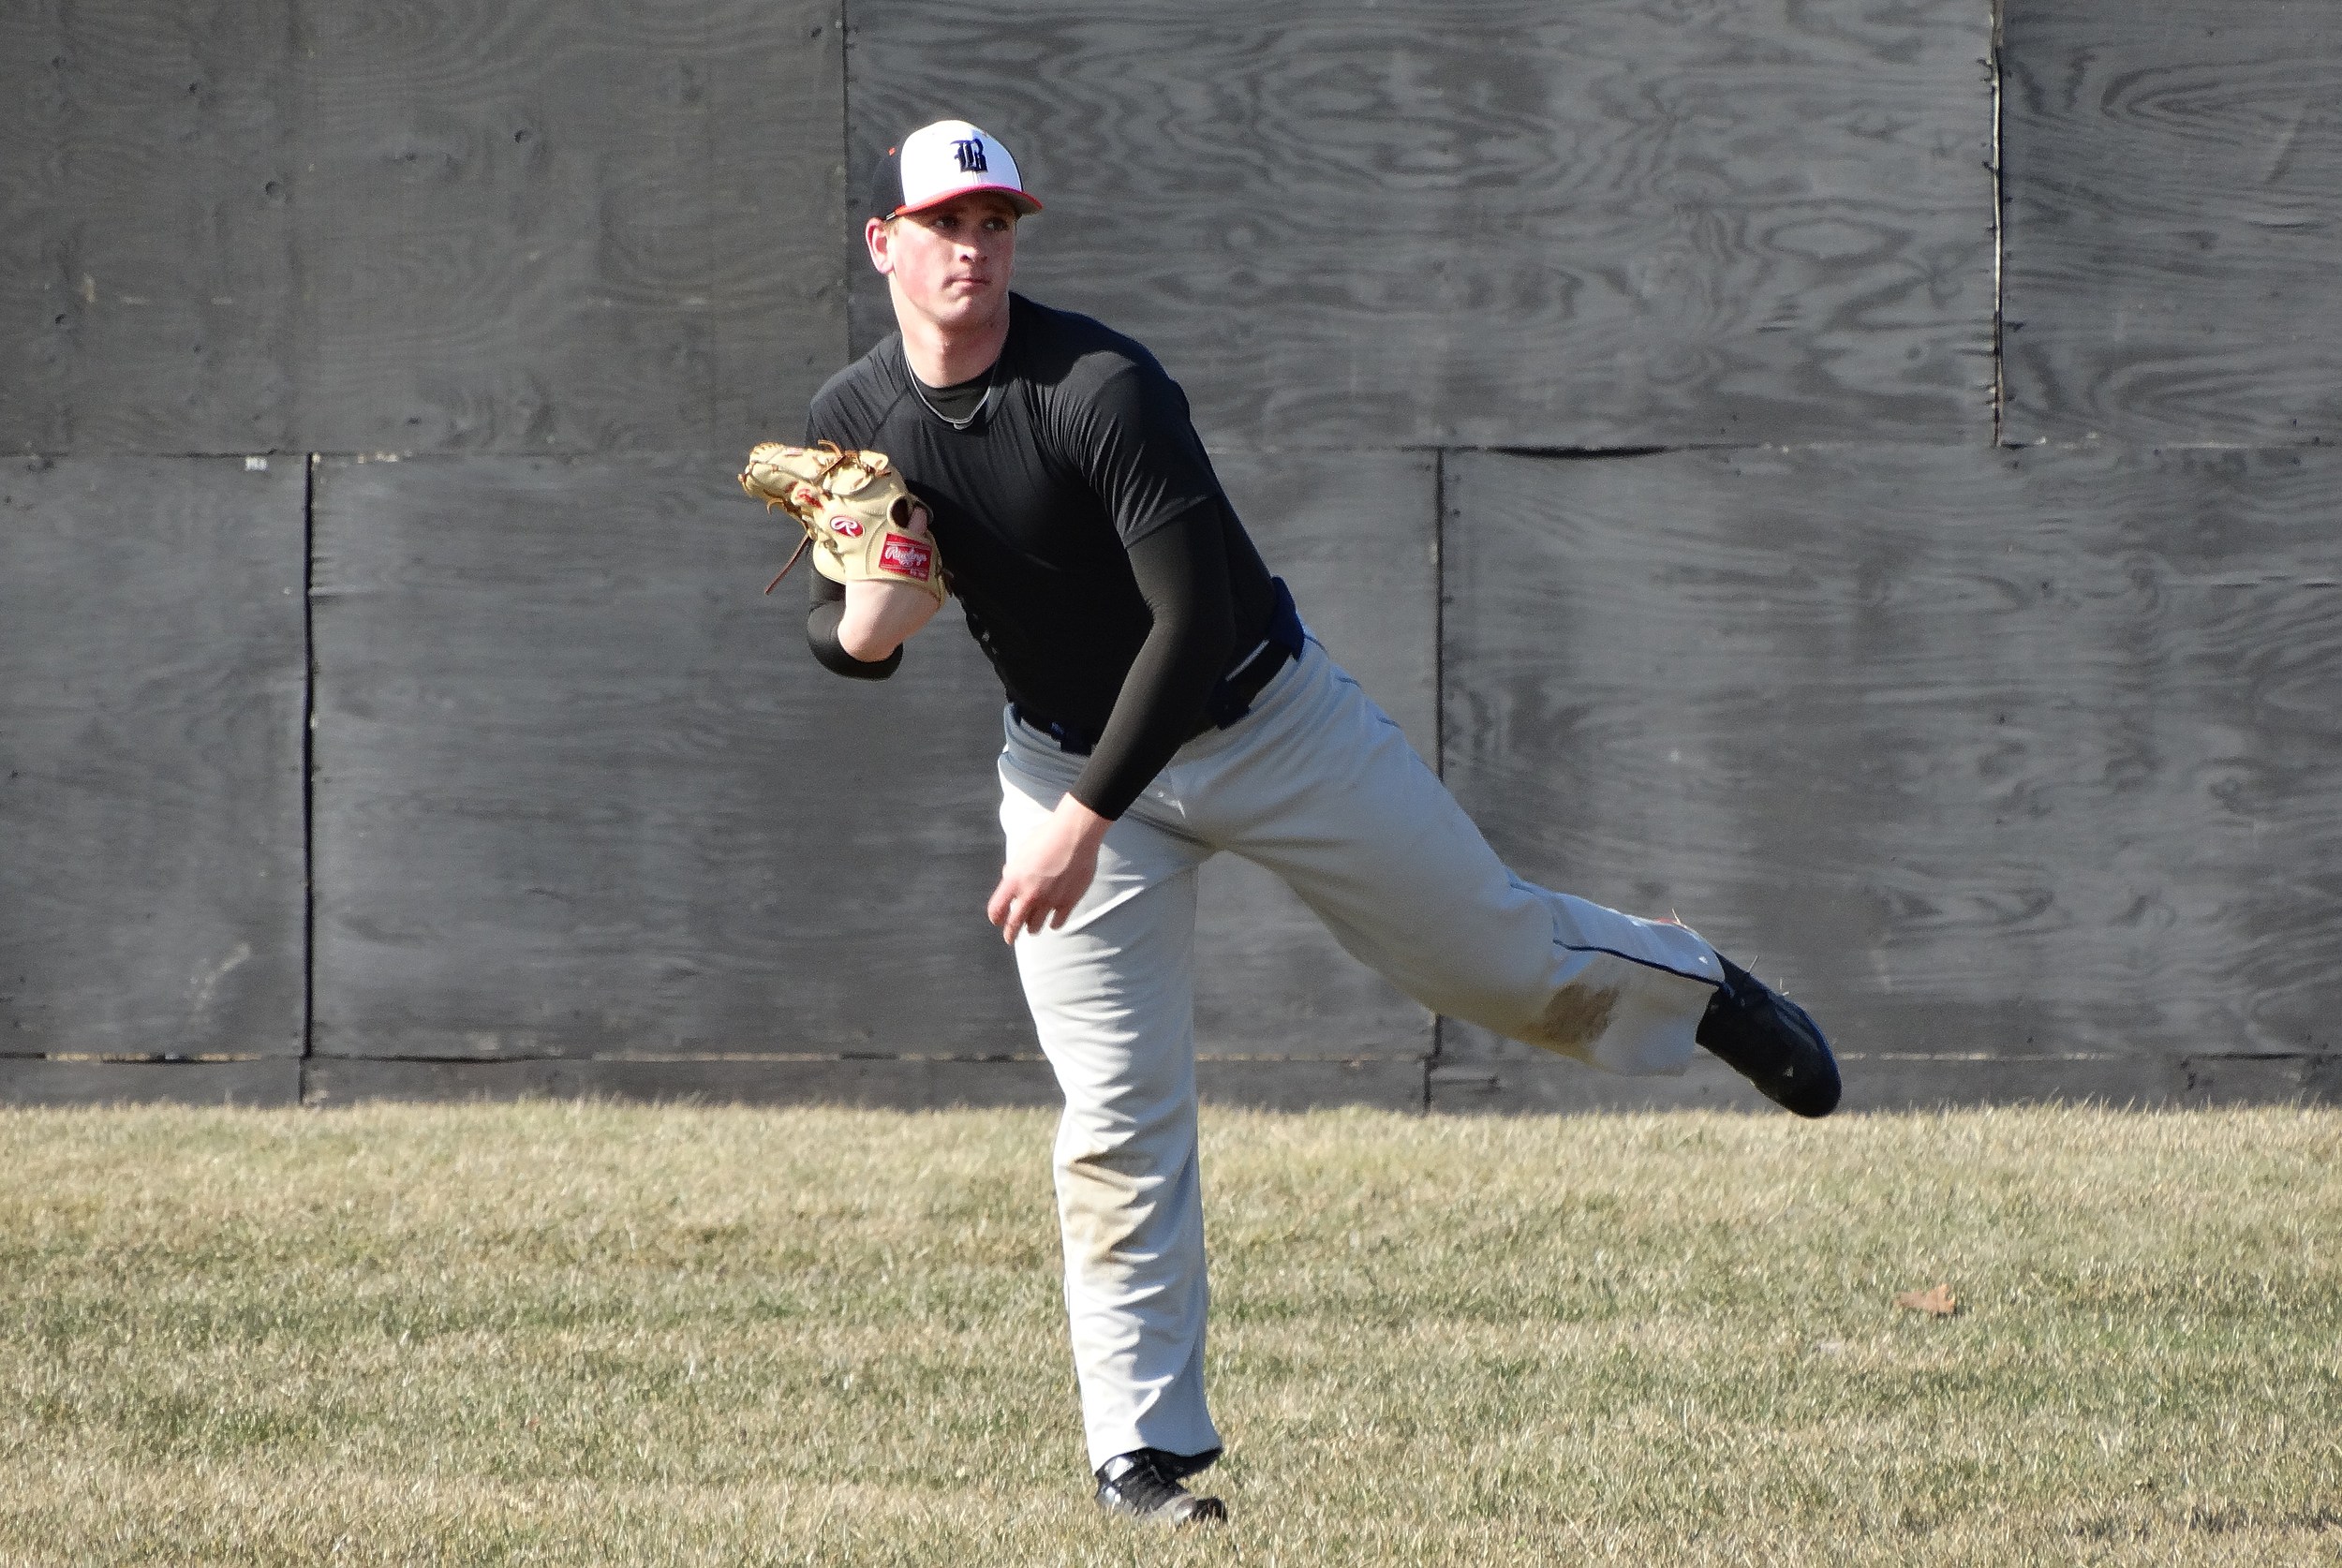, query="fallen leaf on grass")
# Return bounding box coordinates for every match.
[1894,1282,1959,1316]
